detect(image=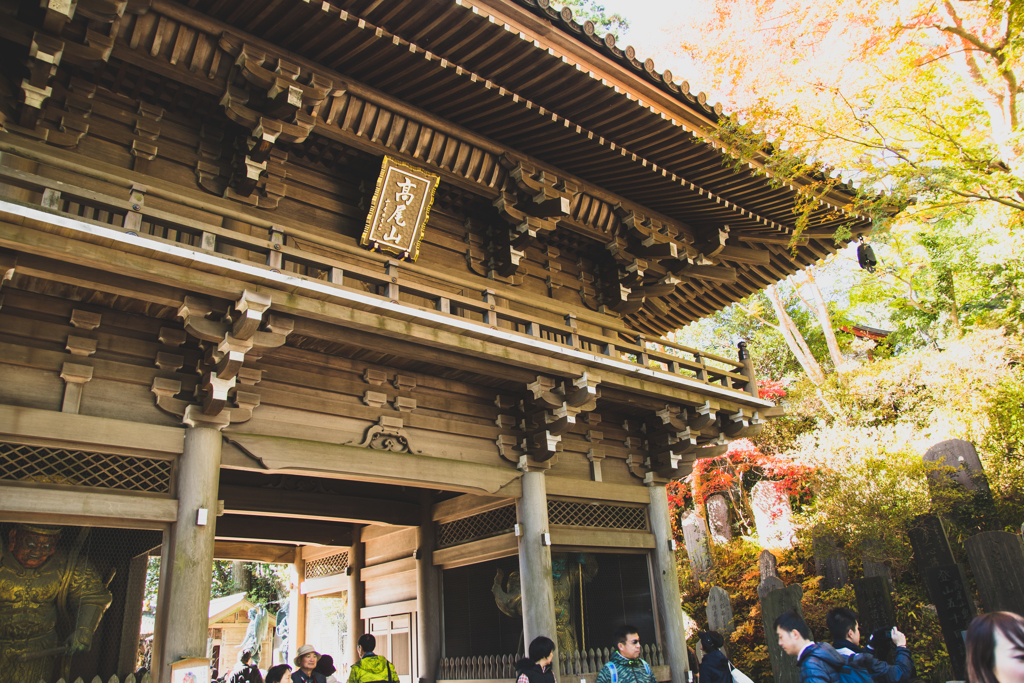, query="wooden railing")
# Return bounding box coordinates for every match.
[0,156,759,401]
[19,675,152,683]
[438,644,665,680]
